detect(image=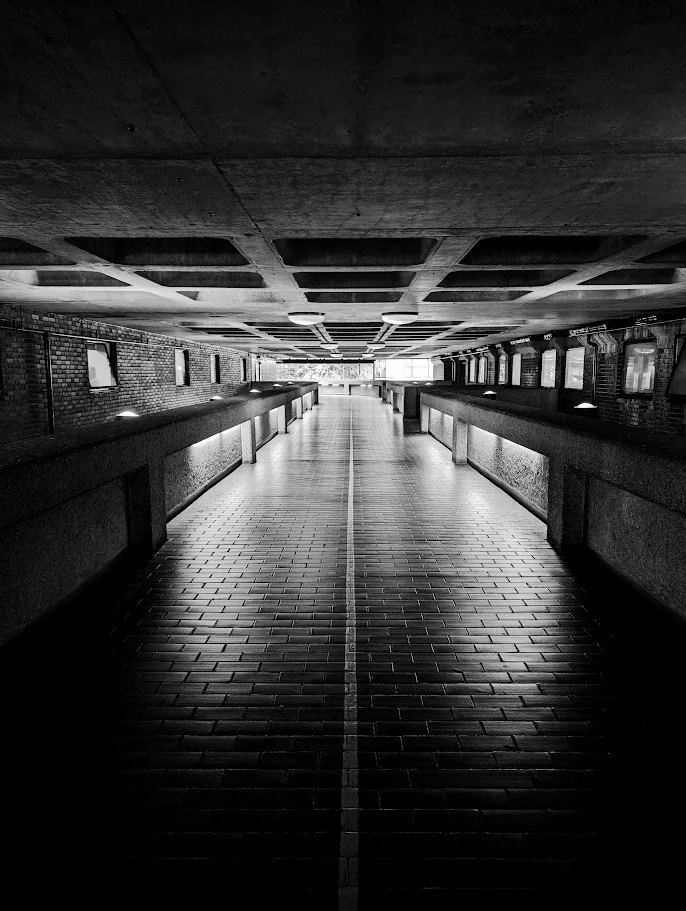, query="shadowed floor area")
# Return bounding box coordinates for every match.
[2,396,684,905]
